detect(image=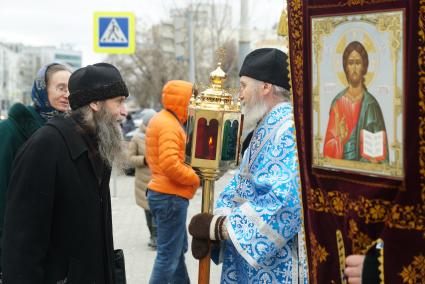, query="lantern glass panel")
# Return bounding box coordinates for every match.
[221,120,239,161]
[195,118,219,160]
[195,118,207,158]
